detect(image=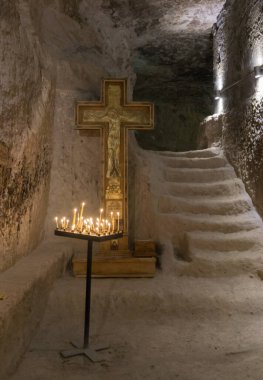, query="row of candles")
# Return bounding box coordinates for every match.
[54,202,121,236]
